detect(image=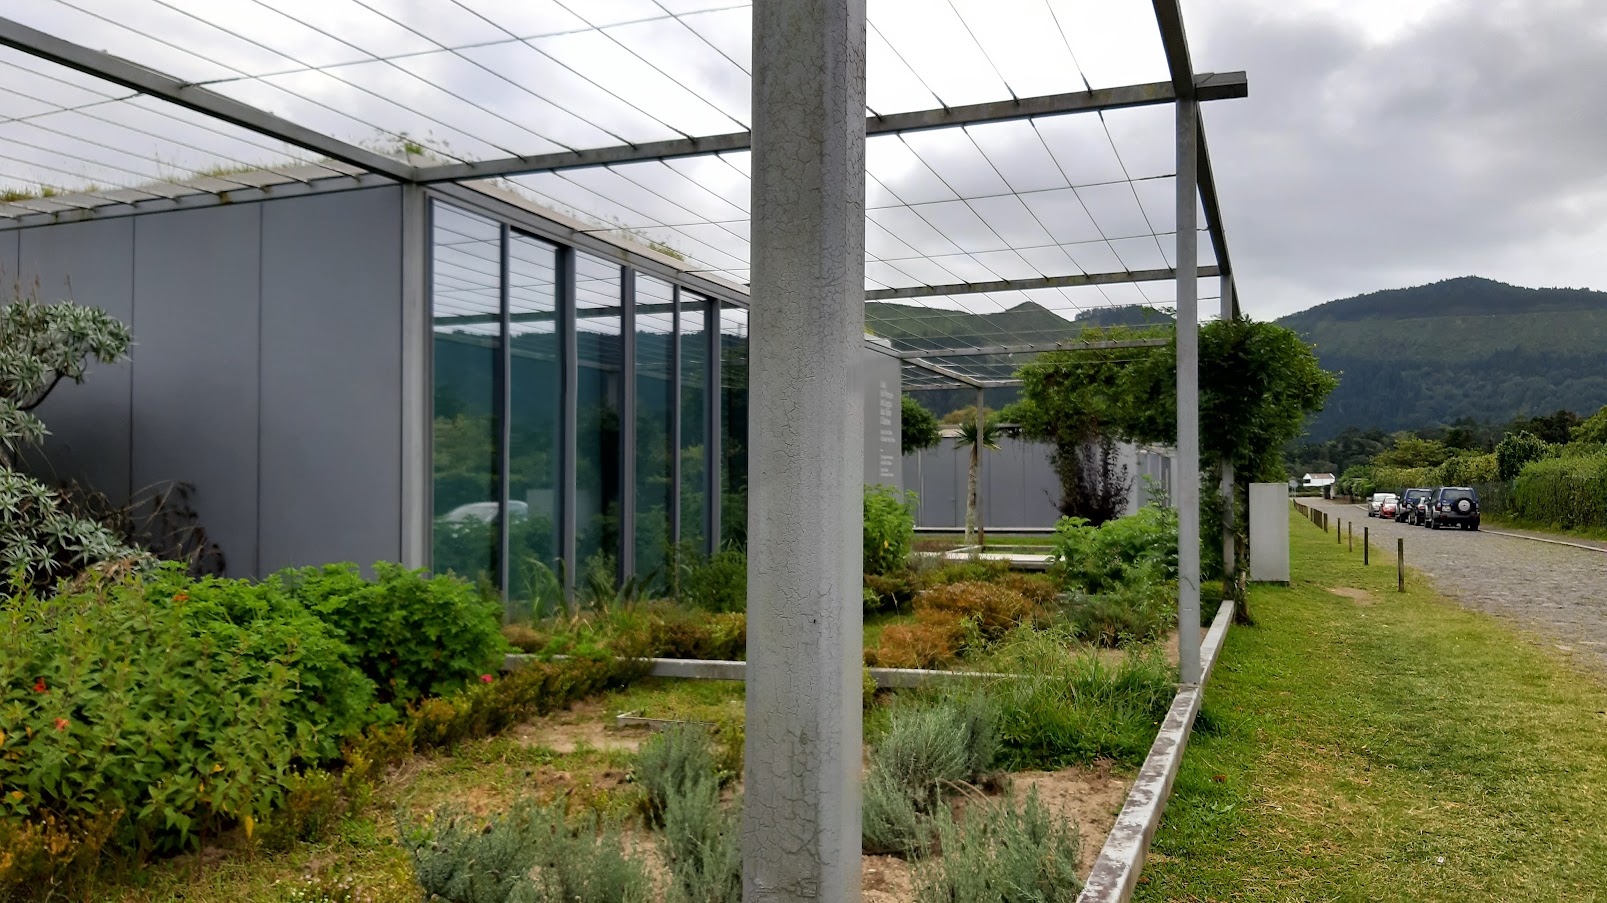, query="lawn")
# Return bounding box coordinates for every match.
[1136,508,1607,901]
